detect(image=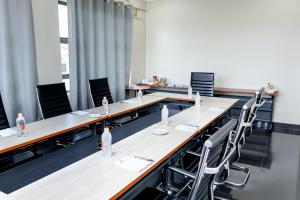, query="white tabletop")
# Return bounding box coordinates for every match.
[0,95,165,154]
[9,94,237,200]
[0,192,16,200]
